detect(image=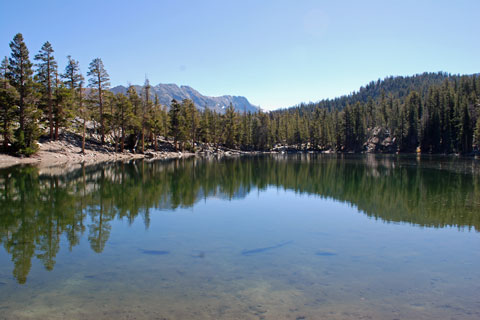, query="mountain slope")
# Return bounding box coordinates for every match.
[286,72,477,113]
[111,83,259,113]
